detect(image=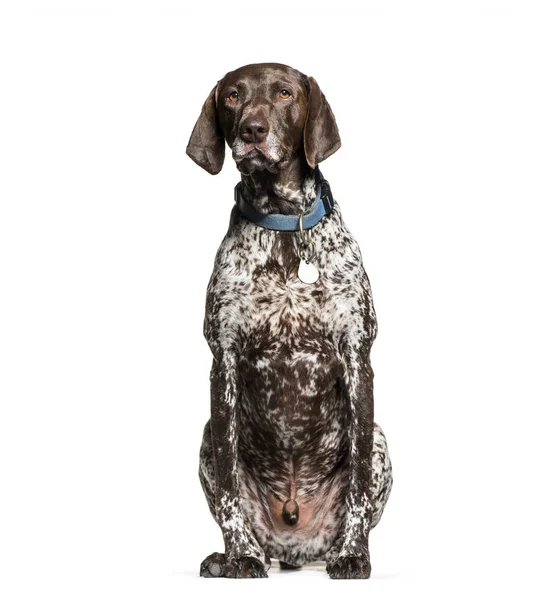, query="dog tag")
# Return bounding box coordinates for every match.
[298,259,319,284]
